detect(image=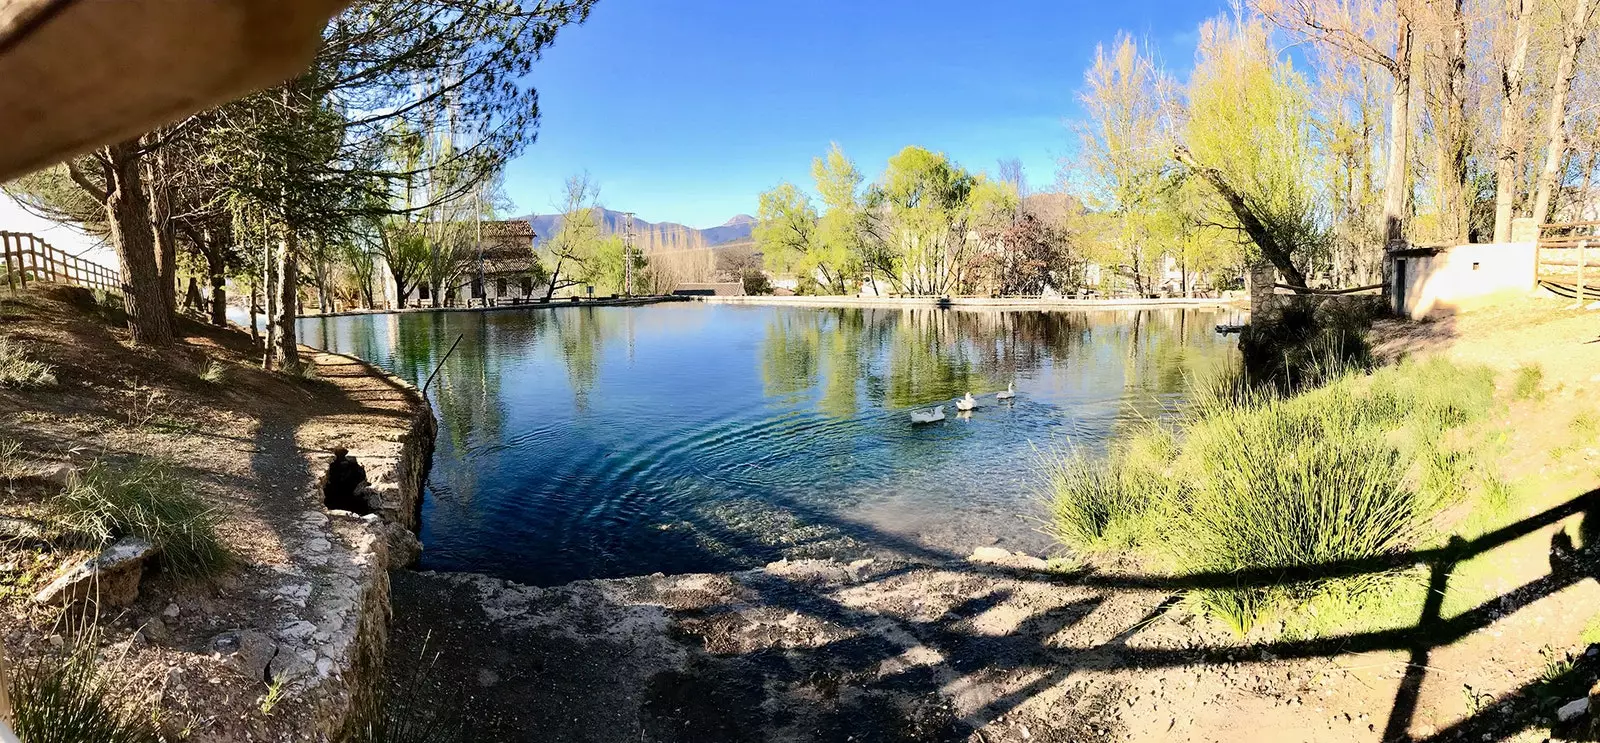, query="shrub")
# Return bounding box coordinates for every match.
[1512,363,1545,401]
[199,360,228,385]
[1045,429,1174,552]
[0,336,57,389]
[1050,355,1500,635]
[50,460,229,580]
[1172,389,1423,632]
[10,641,161,743]
[1238,300,1373,394]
